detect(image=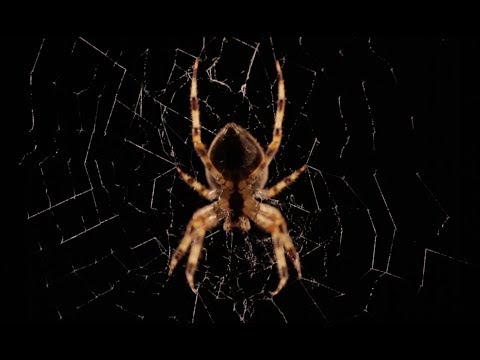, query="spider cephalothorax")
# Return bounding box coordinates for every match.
[169,58,307,295]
